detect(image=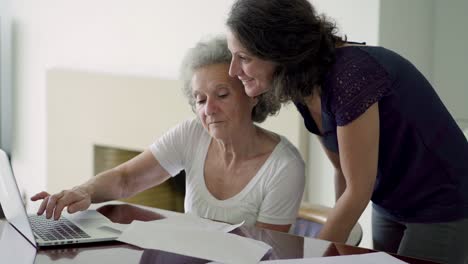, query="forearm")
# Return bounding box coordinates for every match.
[318,187,371,243]
[31,150,169,219]
[320,103,379,243]
[79,167,128,203]
[79,150,170,203]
